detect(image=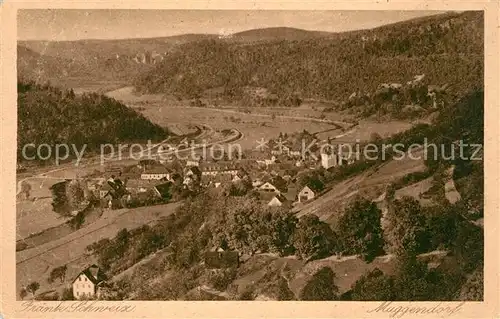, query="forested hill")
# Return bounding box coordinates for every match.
[134,11,483,102]
[17,81,168,161]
